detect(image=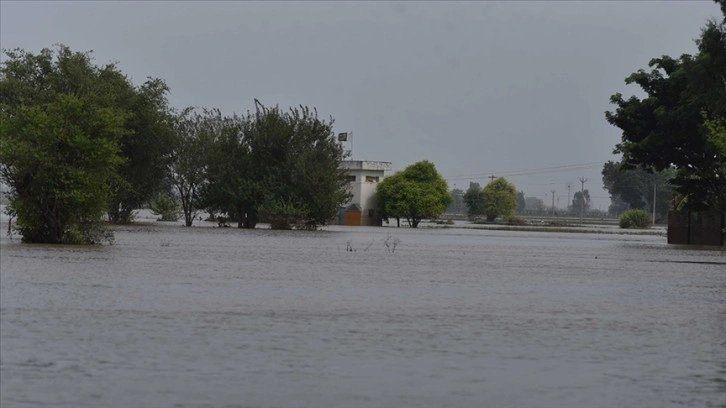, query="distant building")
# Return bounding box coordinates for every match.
[339,160,392,226]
